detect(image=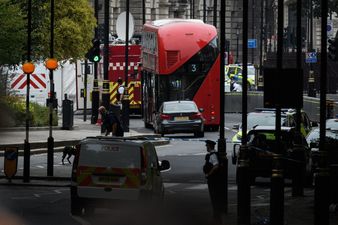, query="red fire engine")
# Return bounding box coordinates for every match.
[107,44,142,114]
